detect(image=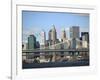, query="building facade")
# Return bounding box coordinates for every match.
[40,30,46,59]
[70,26,80,39]
[28,34,36,50]
[81,32,89,48]
[81,32,89,43]
[61,29,67,42]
